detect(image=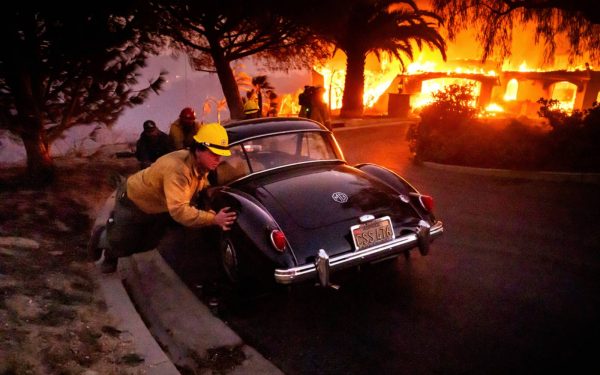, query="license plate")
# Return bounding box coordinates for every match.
[351,216,395,251]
